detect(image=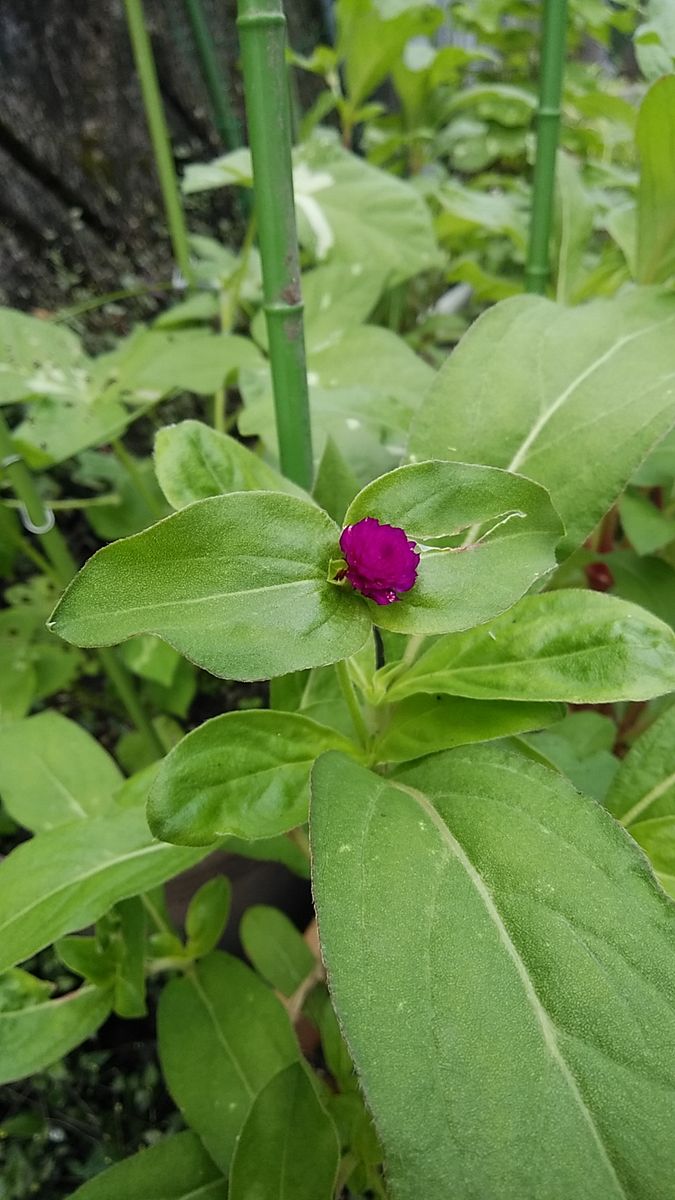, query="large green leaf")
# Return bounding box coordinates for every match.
[185,133,439,287]
[0,712,123,832]
[408,289,675,557]
[68,1131,228,1200]
[386,591,675,703]
[0,984,111,1085]
[311,746,675,1199]
[154,419,307,508]
[229,1063,339,1200]
[148,710,360,845]
[636,77,675,285]
[343,461,562,634]
[373,696,562,763]
[158,952,299,1172]
[49,493,371,681]
[0,806,212,973]
[605,704,675,826]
